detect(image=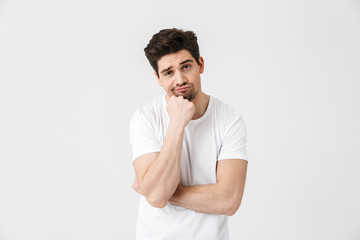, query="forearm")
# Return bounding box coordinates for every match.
[169,184,240,216]
[139,122,184,207]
